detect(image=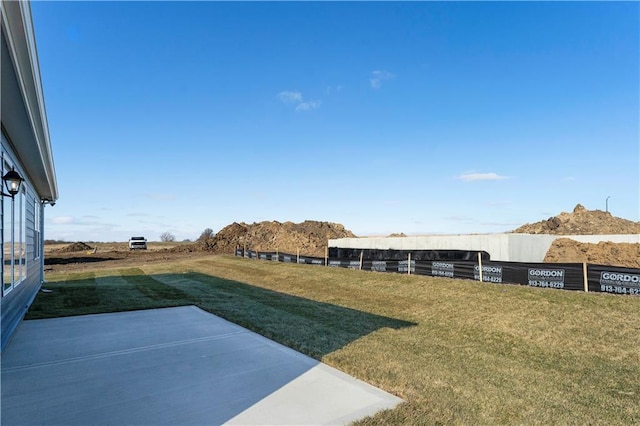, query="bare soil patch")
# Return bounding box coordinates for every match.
[511,204,640,268]
[44,242,206,274]
[171,220,356,257]
[544,238,640,268]
[52,242,94,253]
[512,204,640,235]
